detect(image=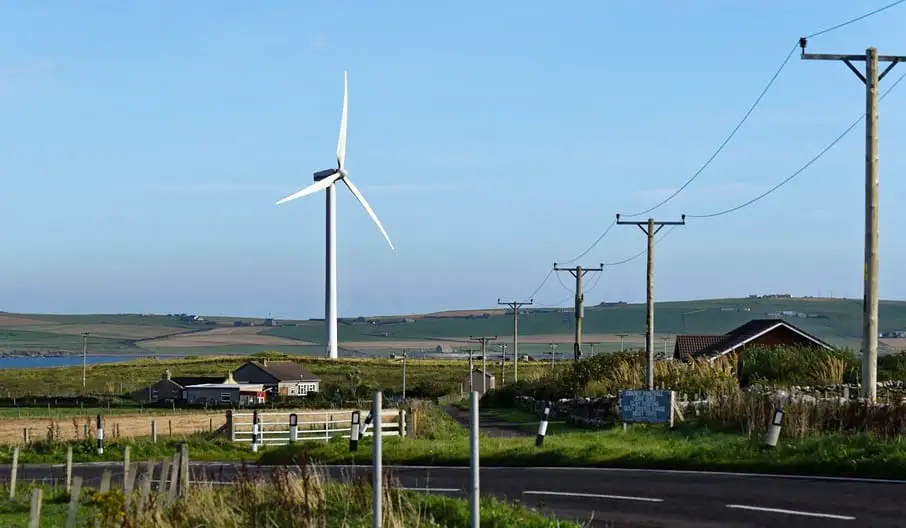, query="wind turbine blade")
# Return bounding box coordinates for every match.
[342,177,394,250]
[275,172,340,205]
[336,71,348,169]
